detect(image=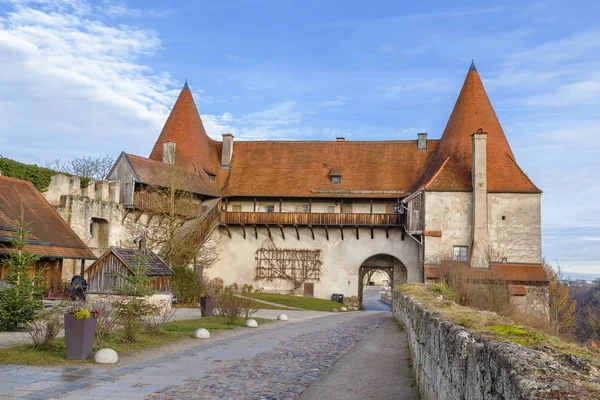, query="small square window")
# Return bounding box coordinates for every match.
[328,206,335,213]
[331,176,341,184]
[501,215,506,220]
[296,205,310,213]
[453,246,469,262]
[266,205,275,212]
